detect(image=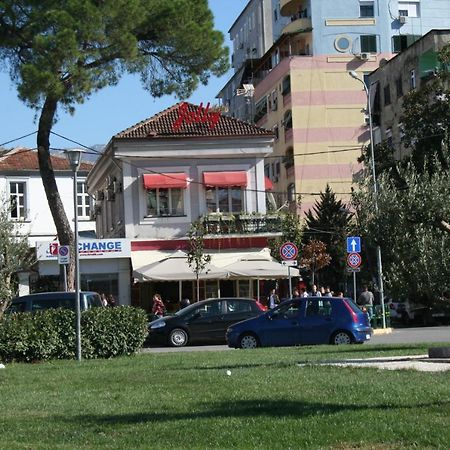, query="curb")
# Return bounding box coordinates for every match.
[373,327,393,335]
